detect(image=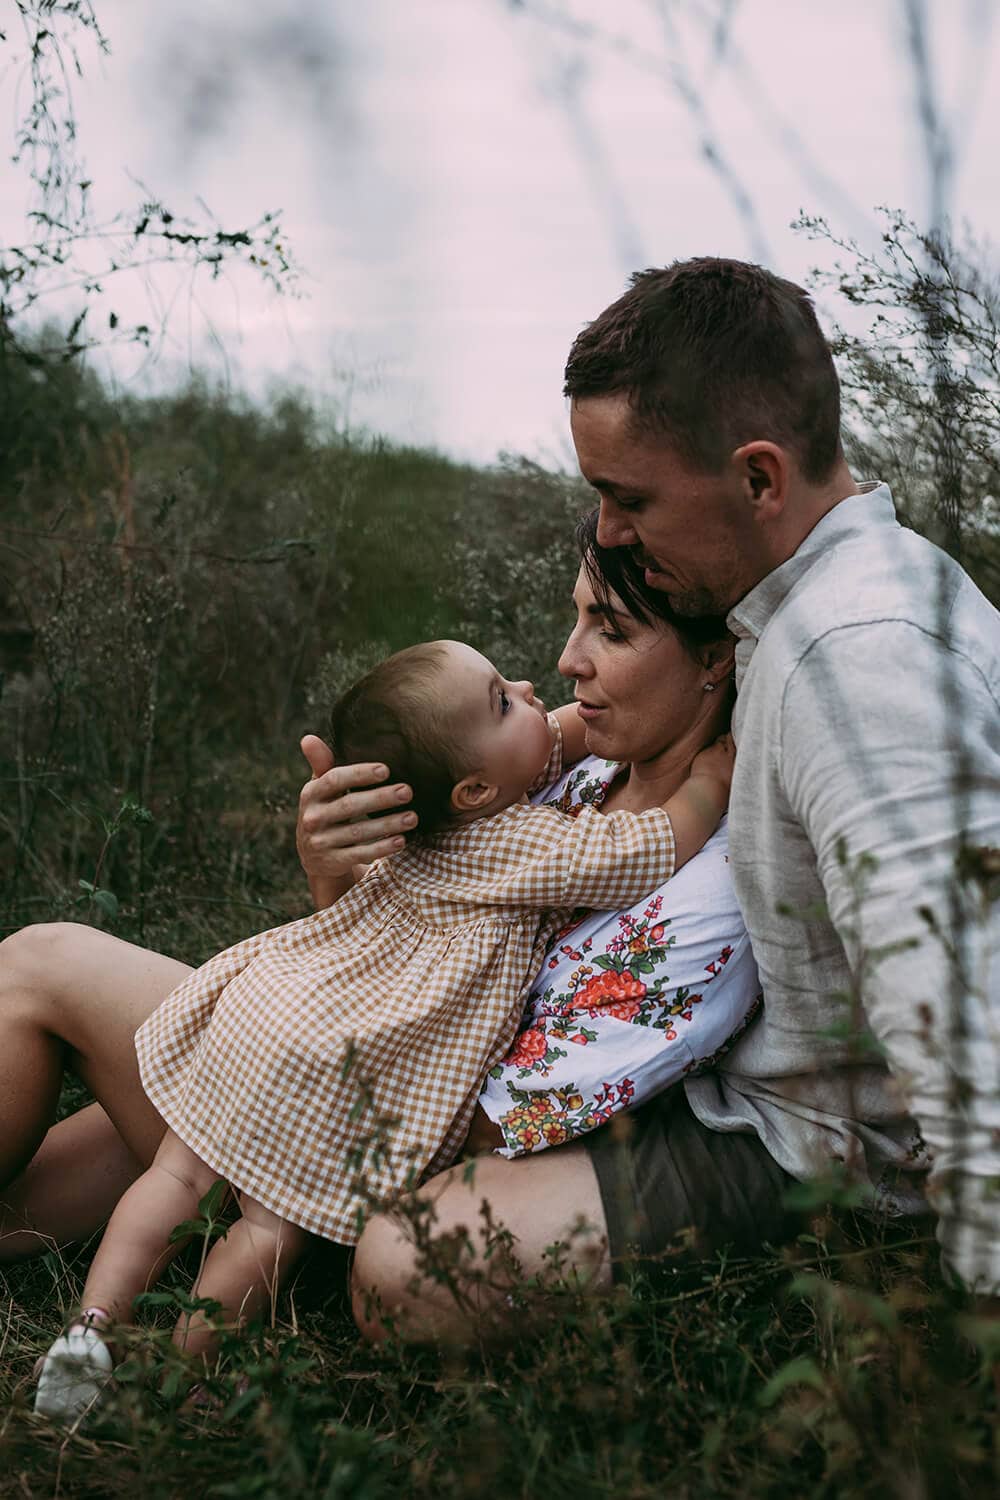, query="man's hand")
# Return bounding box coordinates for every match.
[297,735,417,909]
